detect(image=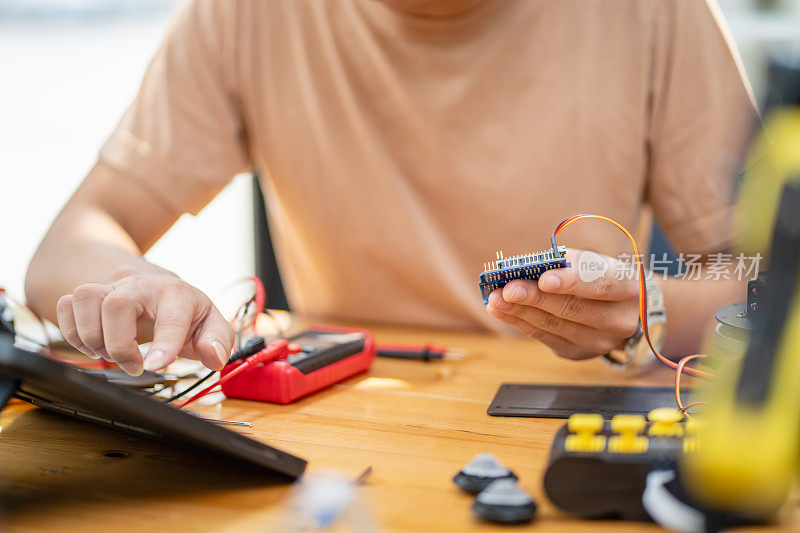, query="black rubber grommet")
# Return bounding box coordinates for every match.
[472,500,537,525]
[453,470,518,494]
